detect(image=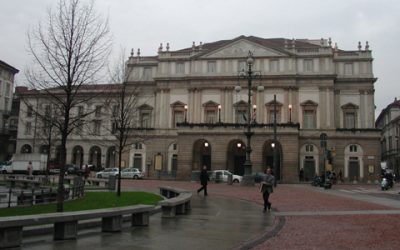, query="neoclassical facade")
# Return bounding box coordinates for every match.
[16,36,381,182]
